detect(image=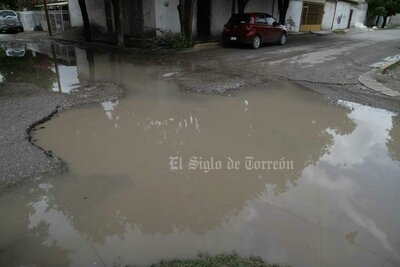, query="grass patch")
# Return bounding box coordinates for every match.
[385,24,400,29]
[385,61,400,72]
[150,254,288,267]
[332,29,347,34]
